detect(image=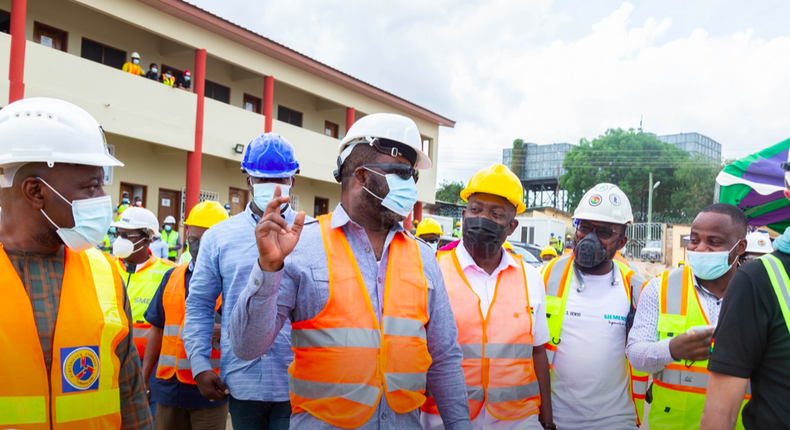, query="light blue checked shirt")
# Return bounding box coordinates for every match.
[184,202,300,402]
[229,203,471,430]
